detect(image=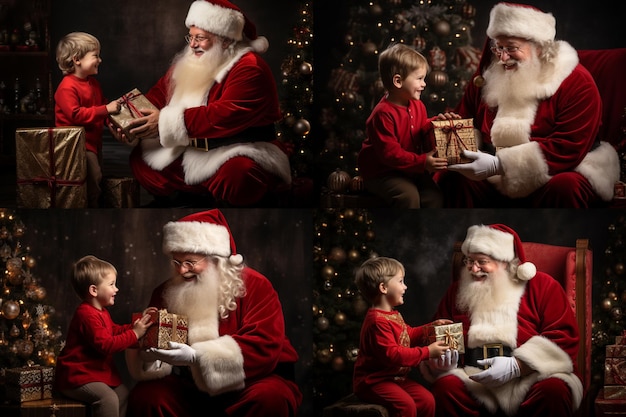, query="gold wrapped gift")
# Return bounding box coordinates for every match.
[110,88,158,146]
[432,118,477,165]
[5,365,54,403]
[423,322,465,353]
[101,176,140,208]
[604,385,626,400]
[133,309,188,349]
[16,127,87,208]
